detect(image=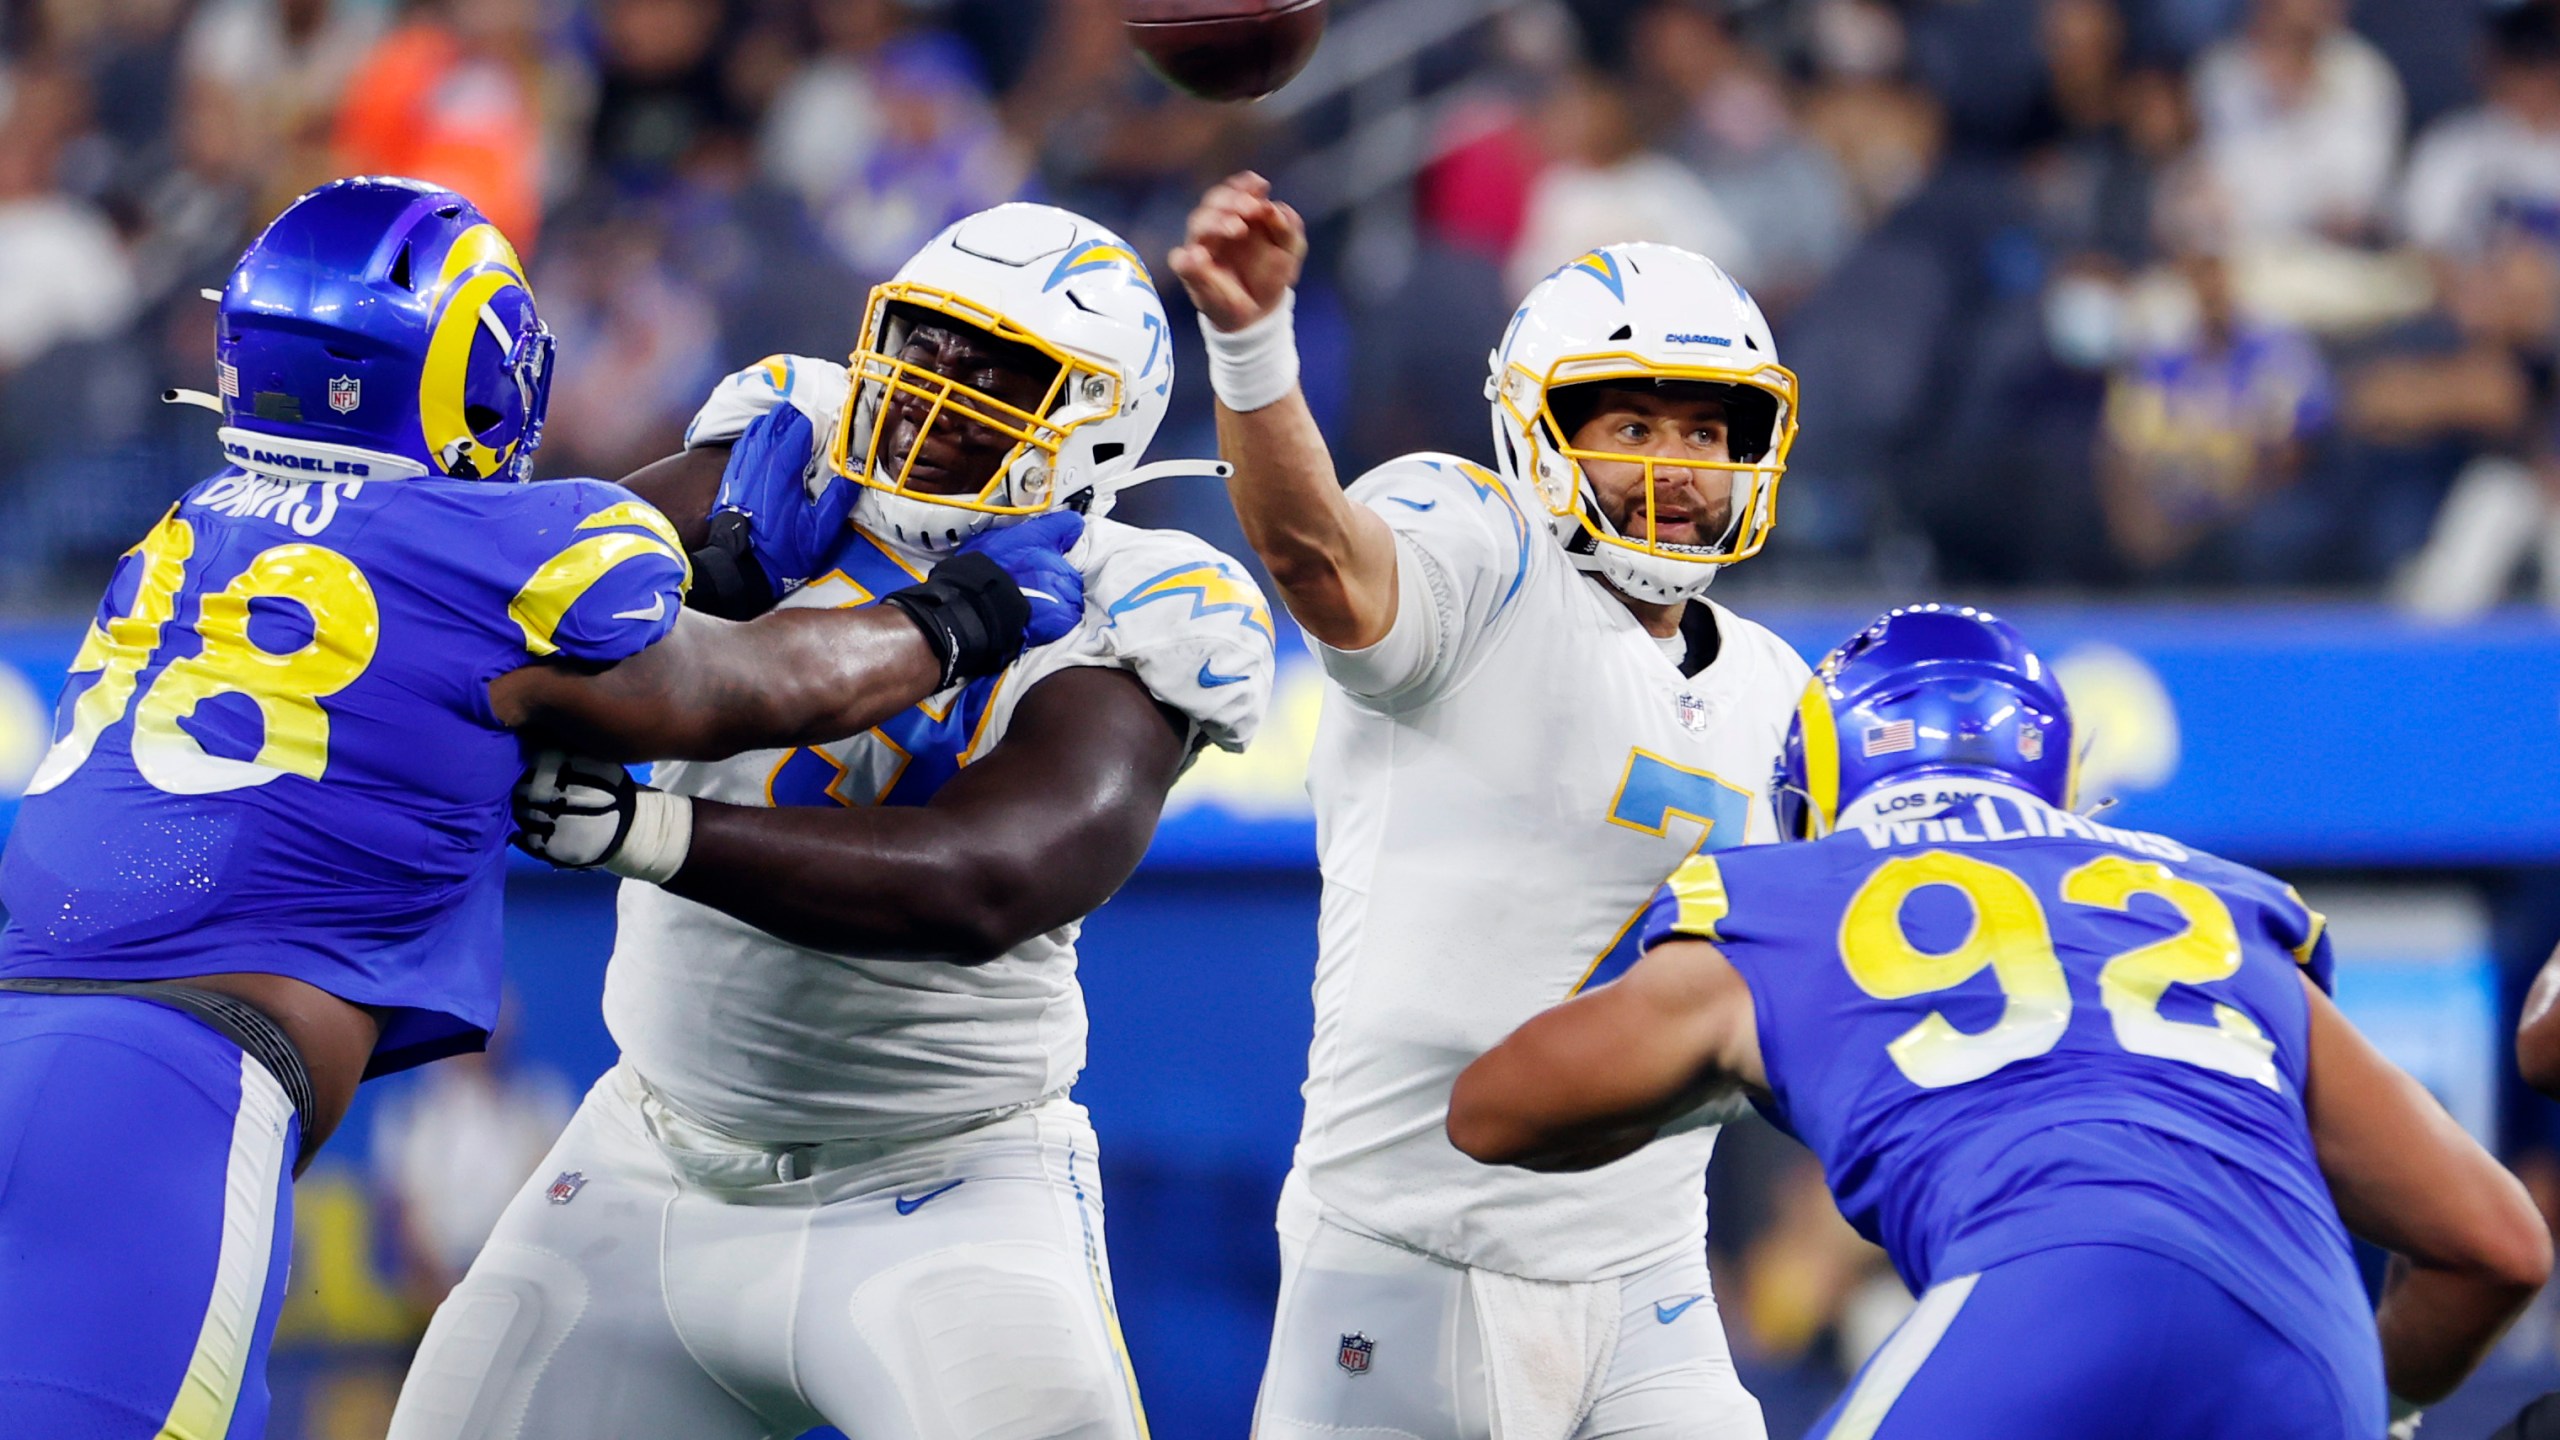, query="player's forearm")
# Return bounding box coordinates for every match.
[616,444,729,550]
[2518,944,2560,1096]
[2377,1254,2544,1402]
[1451,998,1698,1168]
[667,796,1153,963]
[1215,392,1399,650]
[508,609,942,762]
